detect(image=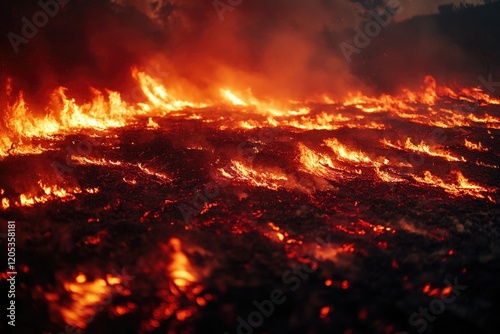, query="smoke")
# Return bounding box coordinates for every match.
[1,0,496,111]
[0,0,167,108]
[0,0,371,110]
